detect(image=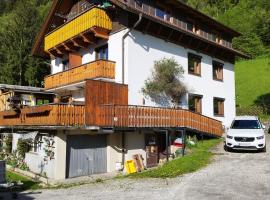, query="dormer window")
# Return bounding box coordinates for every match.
[95,45,108,60]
